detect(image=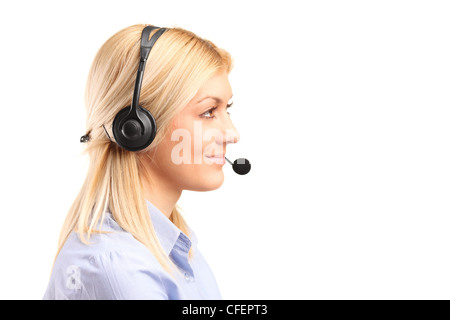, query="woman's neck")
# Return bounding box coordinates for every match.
[141,169,182,219]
